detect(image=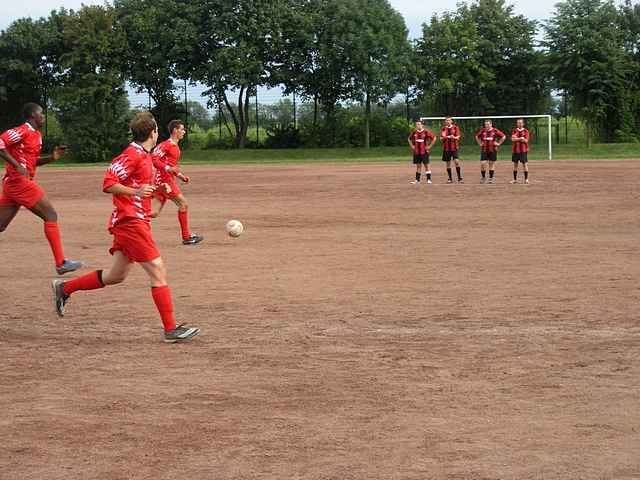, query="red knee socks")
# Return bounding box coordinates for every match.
[63,270,105,296]
[177,210,191,240]
[44,221,65,267]
[151,285,177,332]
